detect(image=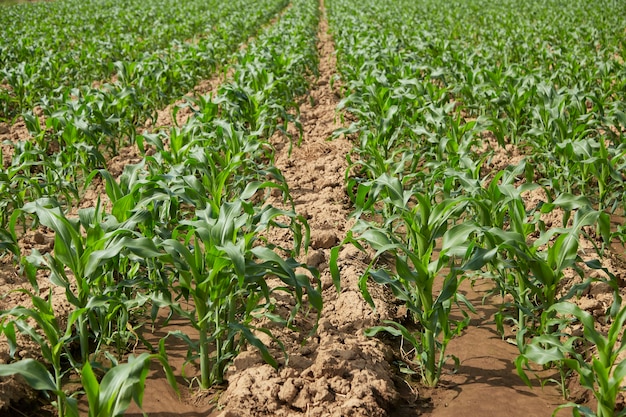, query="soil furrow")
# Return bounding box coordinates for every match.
[211,2,399,416]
